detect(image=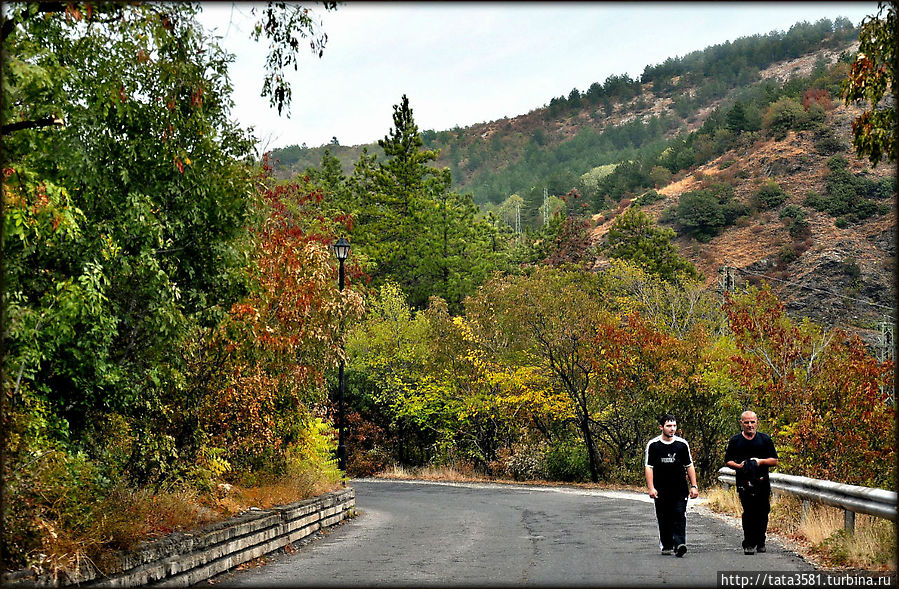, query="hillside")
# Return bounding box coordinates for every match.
[597,99,895,341]
[268,20,895,339]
